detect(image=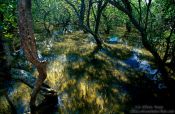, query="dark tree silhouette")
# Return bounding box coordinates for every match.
[108,0,175,82]
[65,0,108,52]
